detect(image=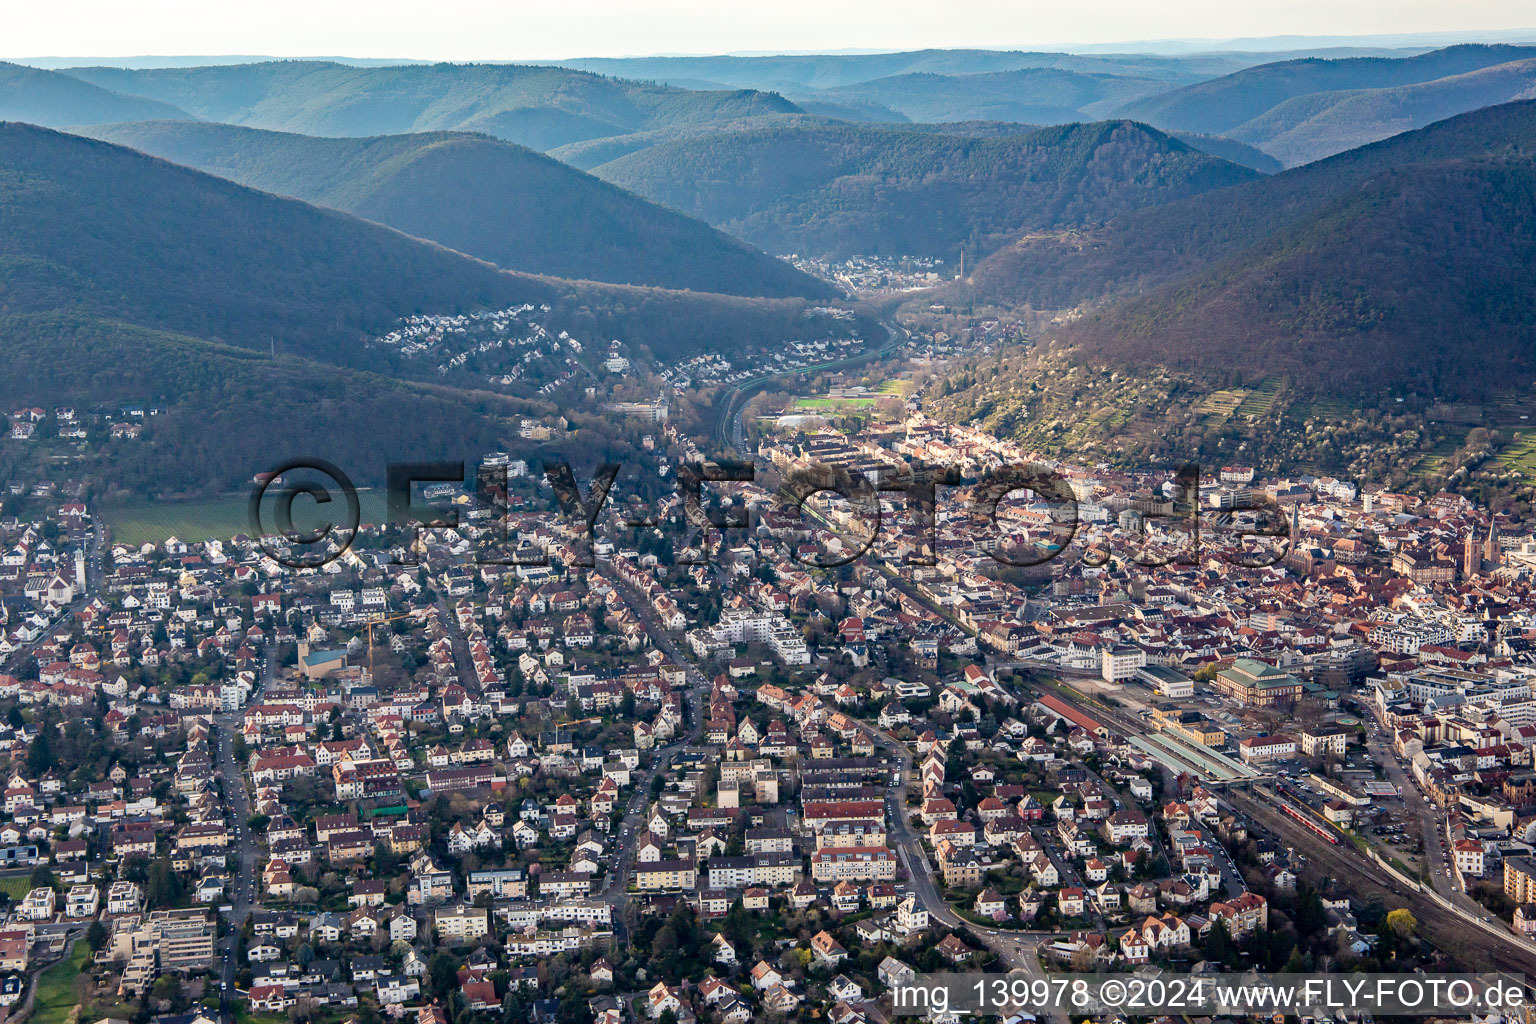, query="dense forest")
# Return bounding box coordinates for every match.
[80,121,831,299]
[959,99,1536,311]
[0,124,871,493]
[1058,155,1536,400]
[588,118,1259,258]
